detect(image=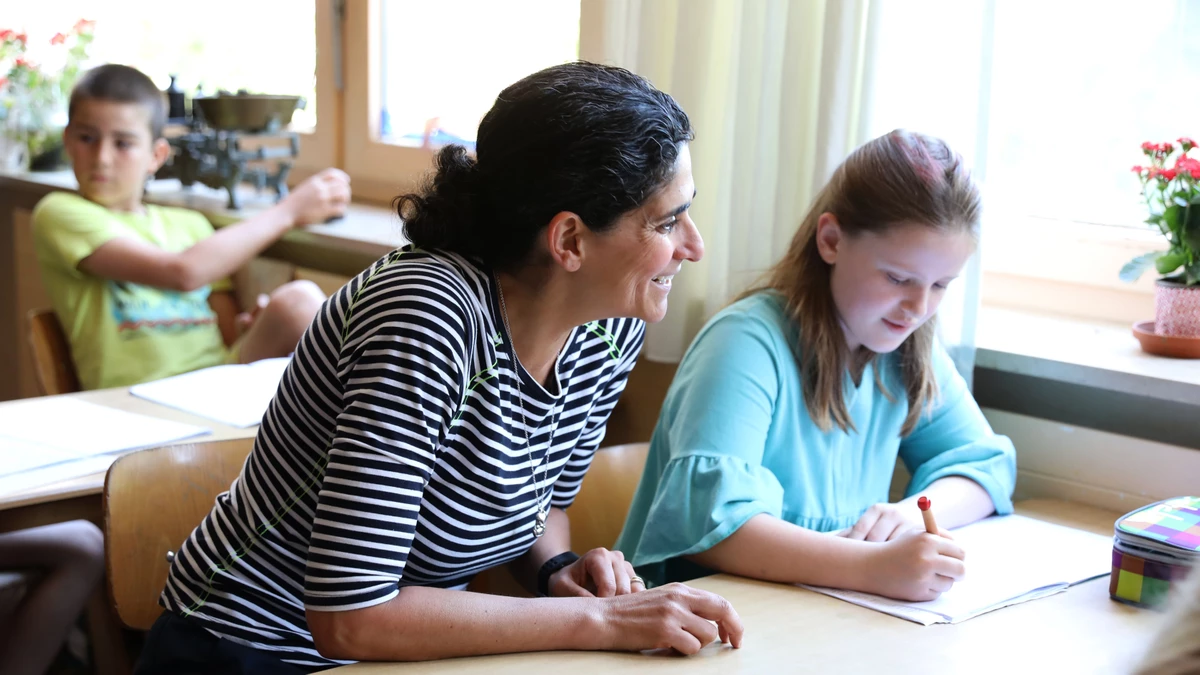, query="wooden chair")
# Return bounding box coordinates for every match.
[102,438,253,630]
[27,307,81,395]
[469,442,651,596]
[566,442,650,554]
